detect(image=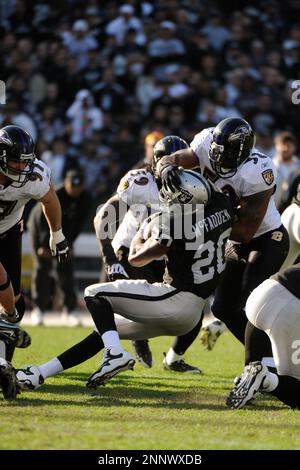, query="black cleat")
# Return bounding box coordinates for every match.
[0,358,19,400]
[132,340,153,368]
[163,353,202,374]
[0,318,31,348]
